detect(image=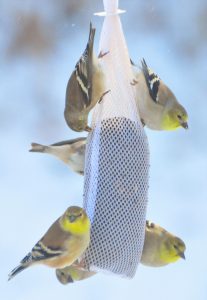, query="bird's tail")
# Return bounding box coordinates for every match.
[29,143,48,153]
[83,22,95,64]
[88,22,95,54]
[8,264,28,281]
